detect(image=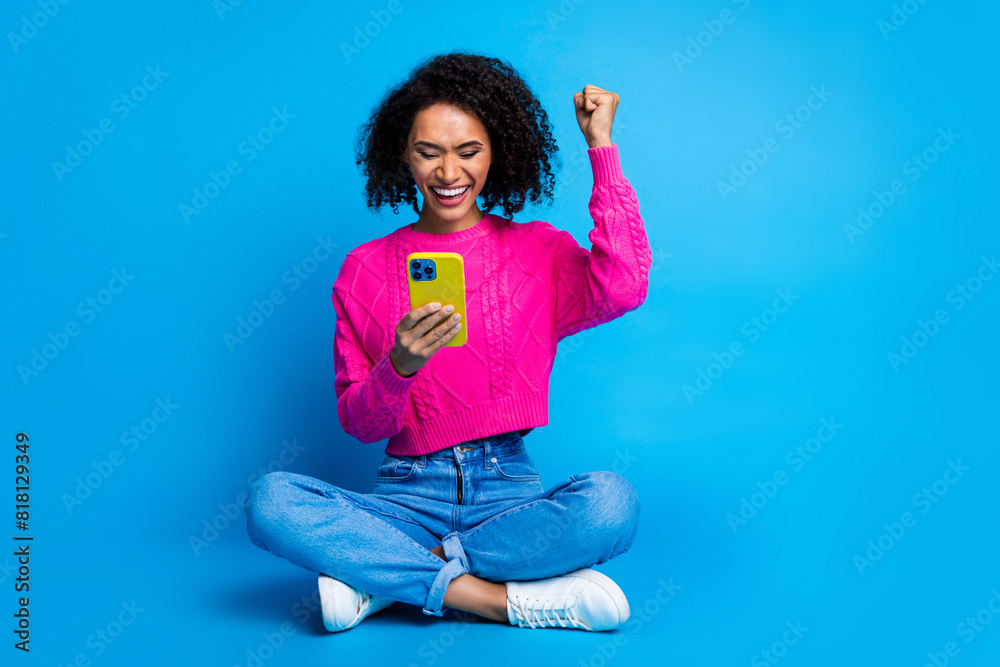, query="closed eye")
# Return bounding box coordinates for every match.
[418,152,480,159]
